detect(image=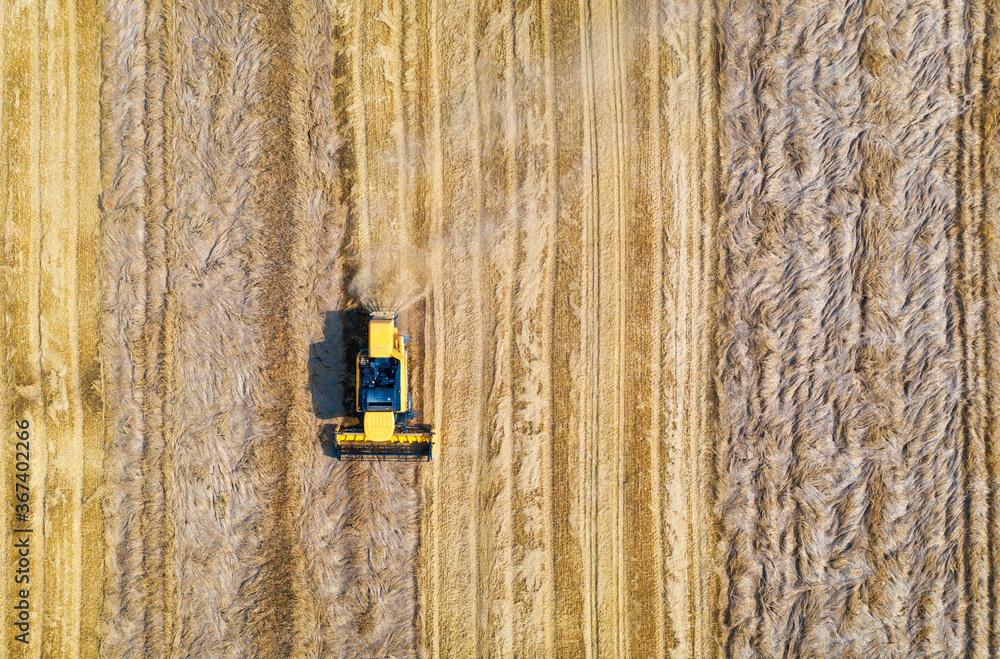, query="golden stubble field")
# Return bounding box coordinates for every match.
[0,0,103,657]
[8,0,1000,657]
[3,0,716,656]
